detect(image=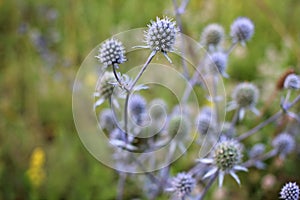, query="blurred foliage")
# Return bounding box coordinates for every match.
[0,0,300,199]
